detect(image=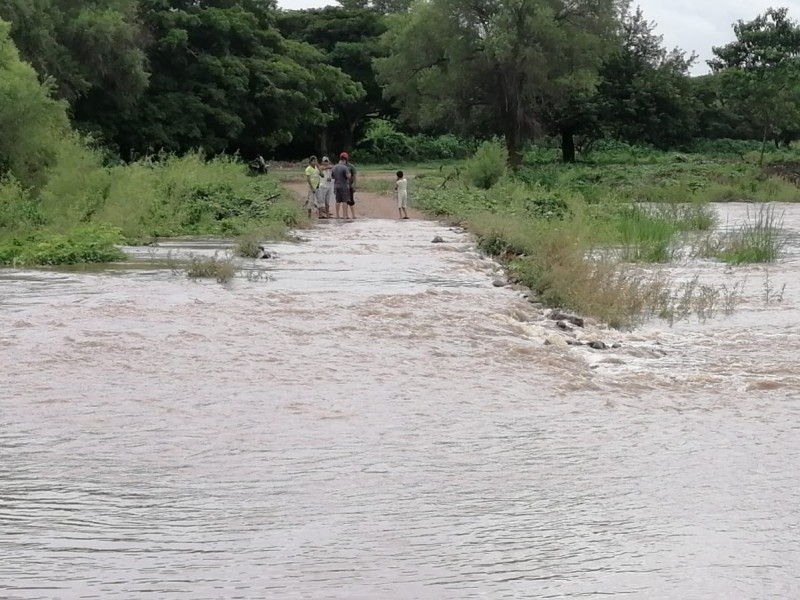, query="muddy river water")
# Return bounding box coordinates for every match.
[1,203,799,598]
